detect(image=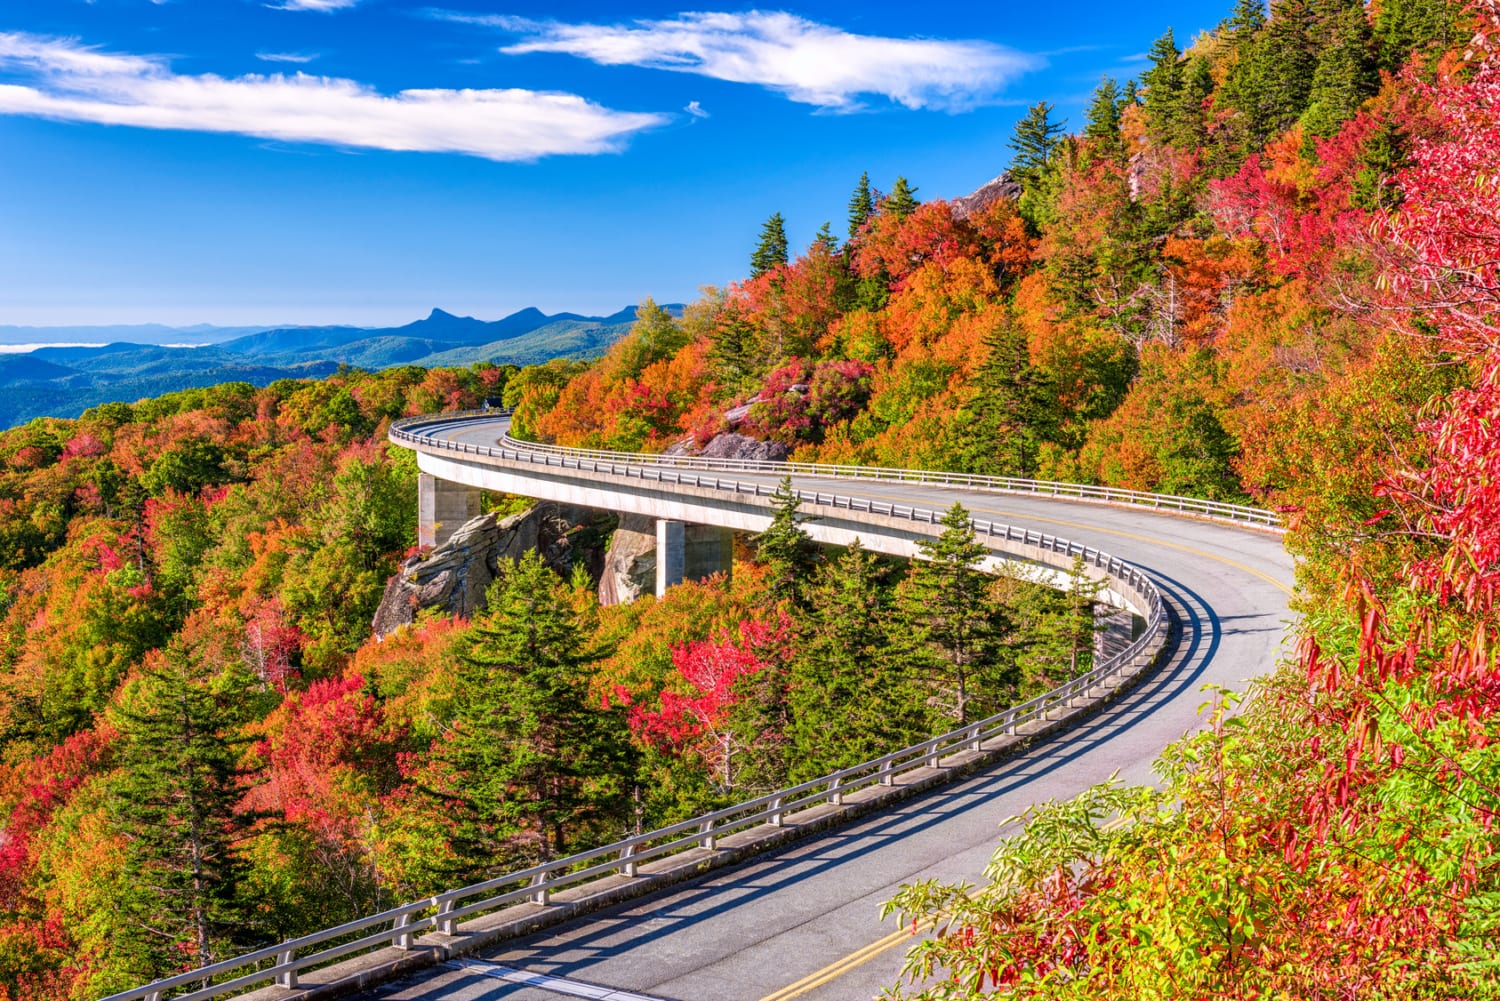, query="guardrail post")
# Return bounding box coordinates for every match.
[769,796,785,827]
[926,746,940,768]
[394,911,413,950]
[699,819,717,850]
[968,725,982,751]
[829,777,844,807]
[436,895,457,935]
[532,872,550,905]
[879,760,895,786]
[619,843,638,877]
[274,949,297,989]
